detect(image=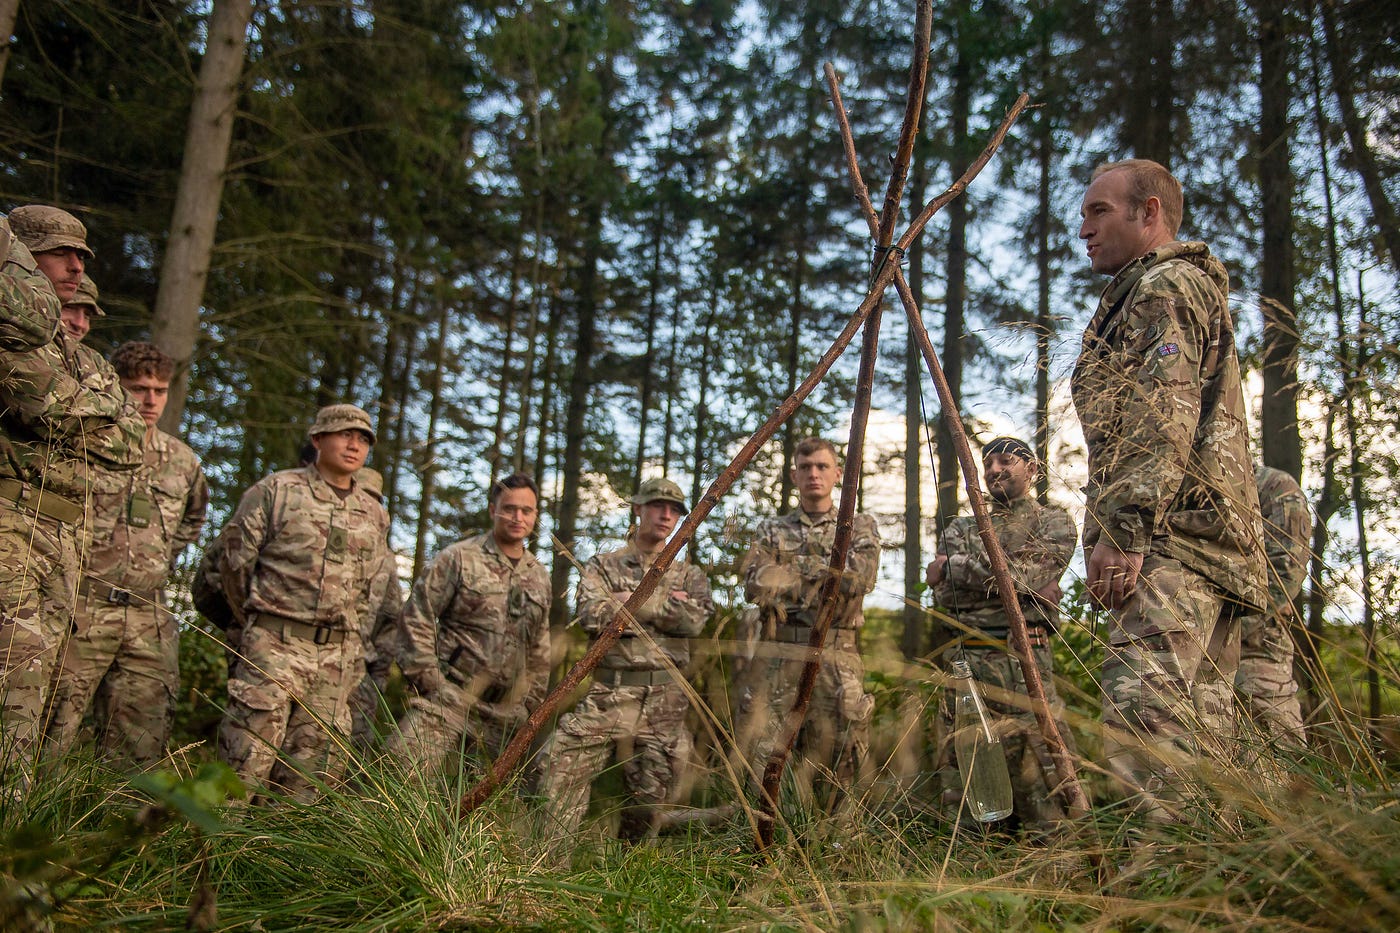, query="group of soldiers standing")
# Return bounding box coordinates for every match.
[2,156,1313,851]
